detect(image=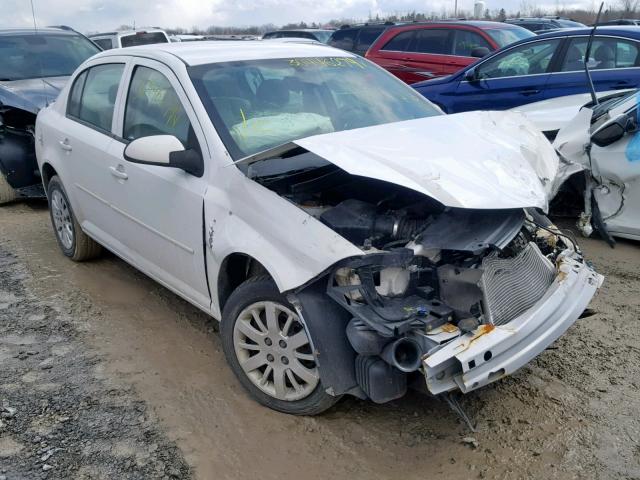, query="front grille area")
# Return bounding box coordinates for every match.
[480,243,556,326]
